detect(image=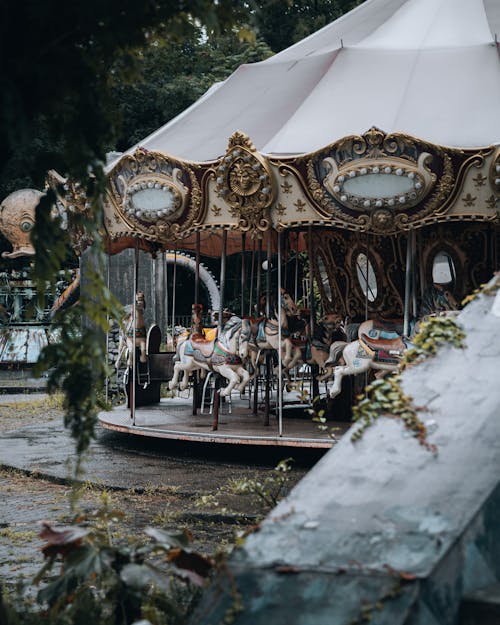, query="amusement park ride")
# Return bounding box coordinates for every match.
[4,0,500,448]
